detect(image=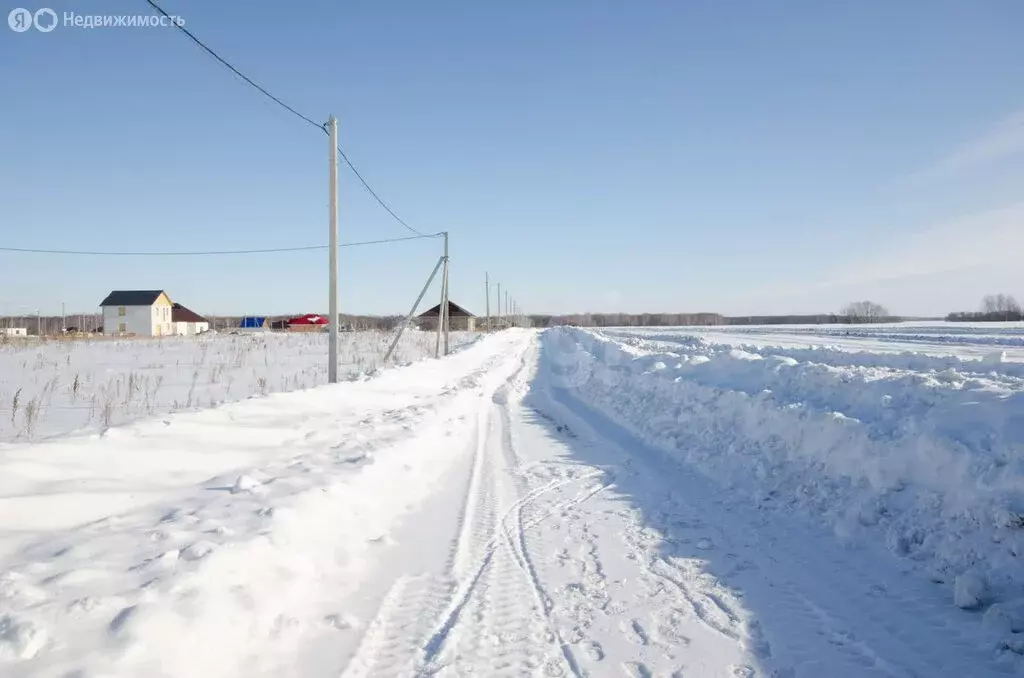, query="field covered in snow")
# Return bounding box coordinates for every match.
[3,323,1024,676]
[0,330,476,442]
[557,323,1024,625]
